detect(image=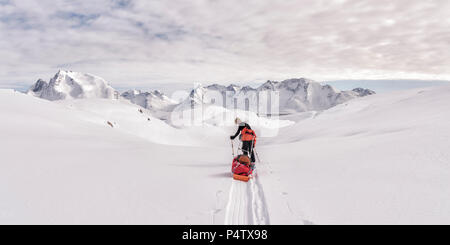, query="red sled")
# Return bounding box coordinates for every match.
[233,174,250,182]
[232,155,254,182]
